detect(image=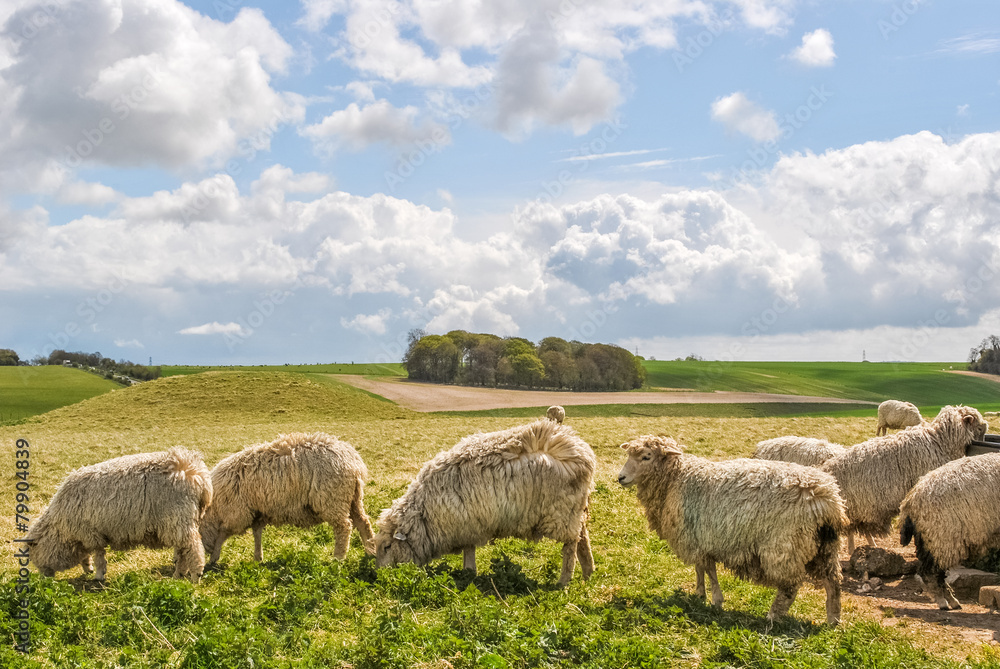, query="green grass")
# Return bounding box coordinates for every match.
[0,366,120,425]
[161,362,405,377]
[2,371,999,666]
[643,360,1000,411]
[433,402,878,419]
